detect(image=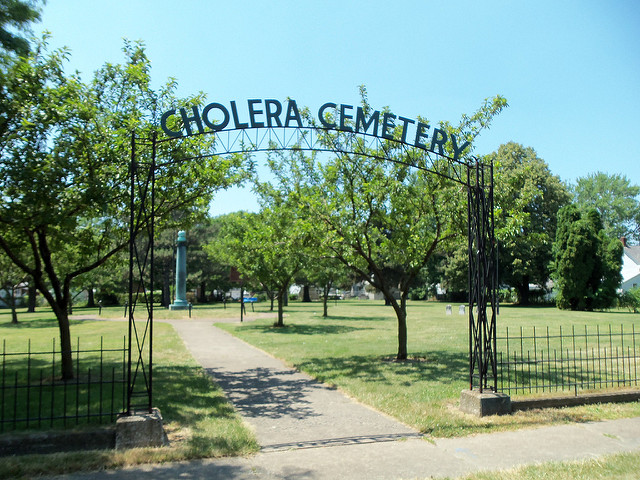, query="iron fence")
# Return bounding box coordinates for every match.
[498,324,640,396]
[0,336,127,432]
